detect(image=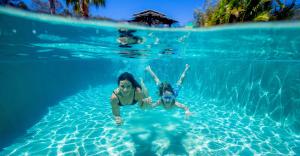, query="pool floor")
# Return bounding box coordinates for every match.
[1,85,299,155]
